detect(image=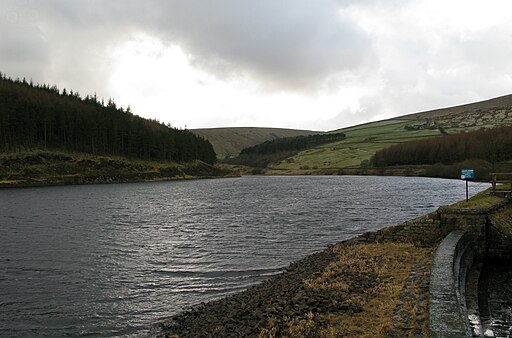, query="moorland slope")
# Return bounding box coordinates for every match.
[265,94,512,175]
